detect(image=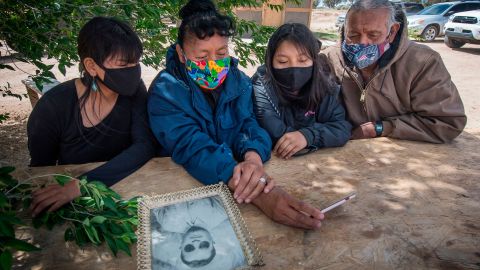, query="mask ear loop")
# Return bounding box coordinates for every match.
[179,47,191,68]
